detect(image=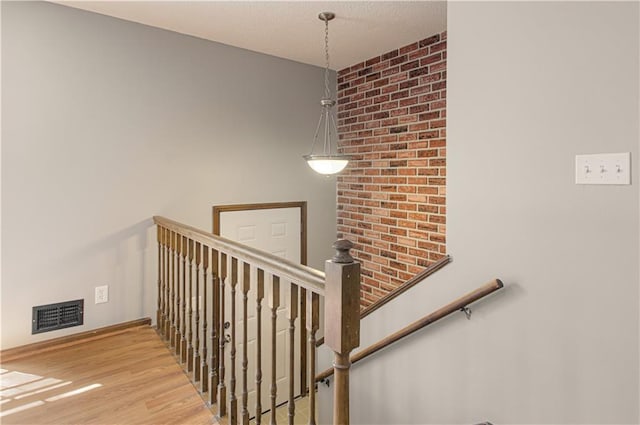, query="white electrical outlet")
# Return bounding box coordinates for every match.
[95,285,109,304]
